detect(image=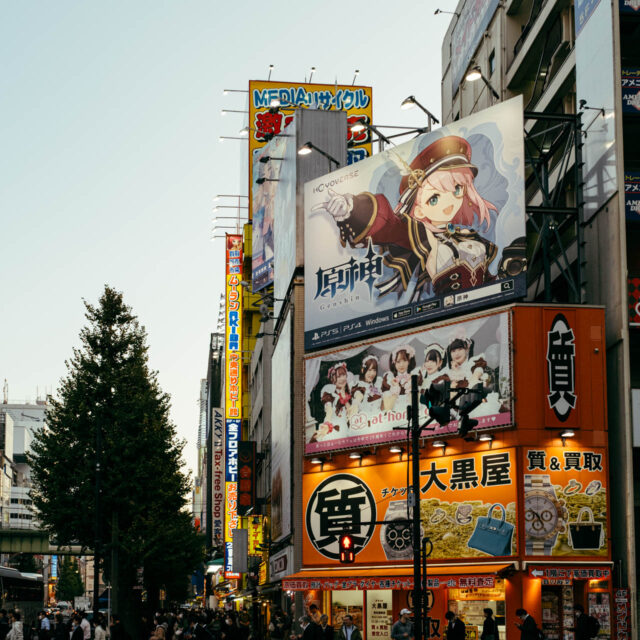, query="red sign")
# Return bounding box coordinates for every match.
[237,441,256,516]
[528,566,611,580]
[282,574,496,591]
[614,588,630,640]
